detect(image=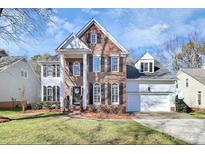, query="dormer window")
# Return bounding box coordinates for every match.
[90,33,97,44]
[140,62,154,73]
